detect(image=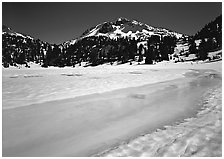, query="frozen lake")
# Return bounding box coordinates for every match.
[2,62,222,157]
